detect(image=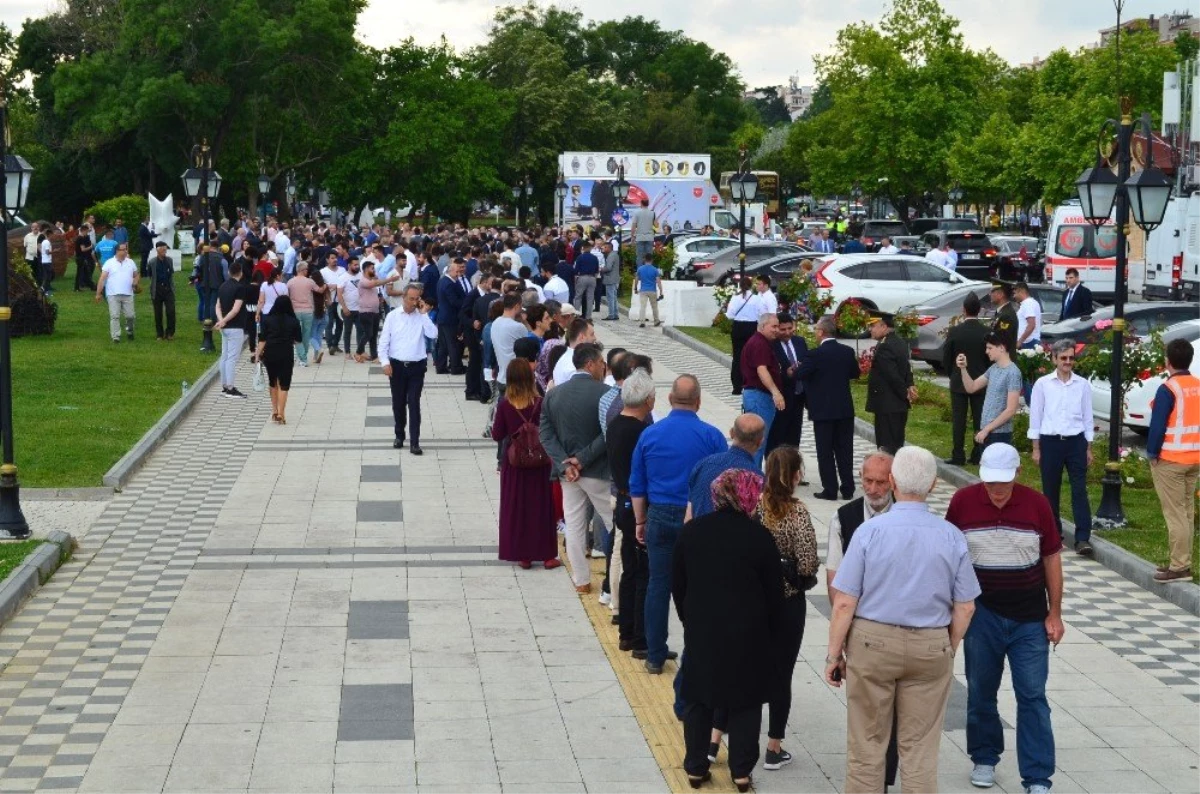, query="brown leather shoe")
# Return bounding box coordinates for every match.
[1153,568,1192,582]
[575,583,592,594]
